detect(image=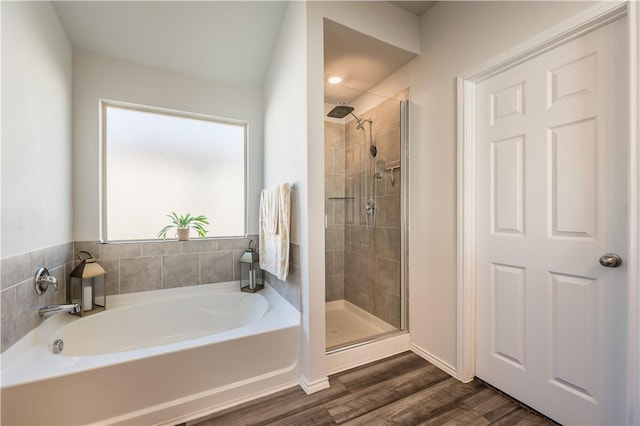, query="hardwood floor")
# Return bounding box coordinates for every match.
[184,352,555,426]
